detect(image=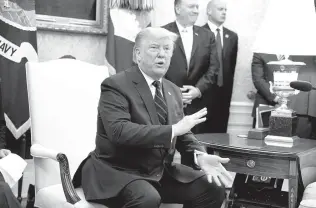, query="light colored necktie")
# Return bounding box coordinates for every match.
[216,28,223,87]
